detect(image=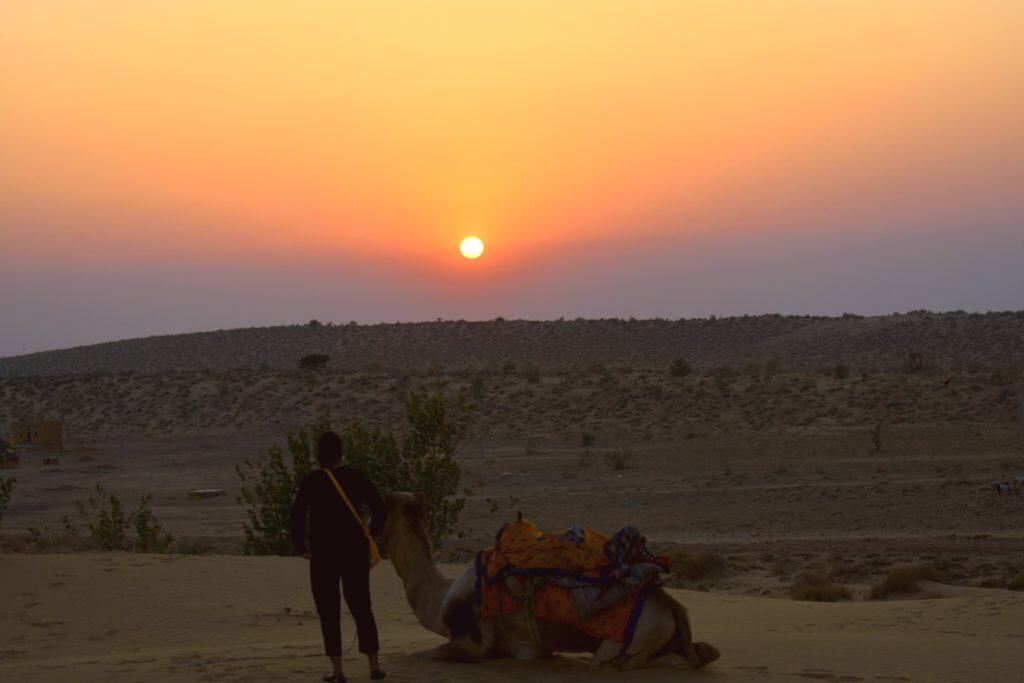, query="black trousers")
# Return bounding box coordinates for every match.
[310,554,379,656]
